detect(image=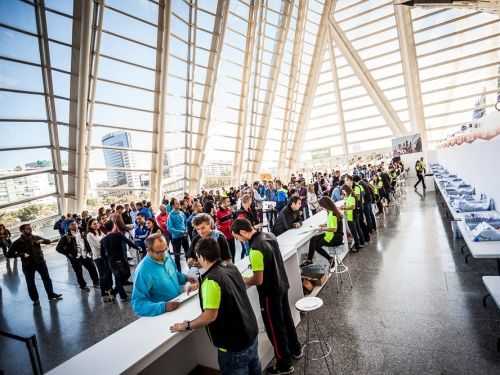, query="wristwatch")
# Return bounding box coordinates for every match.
[185,320,192,331]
